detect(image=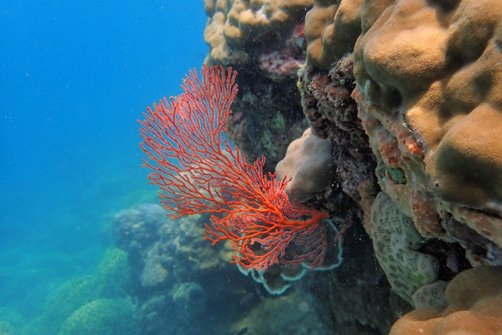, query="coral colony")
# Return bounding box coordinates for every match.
[139,66,340,271]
